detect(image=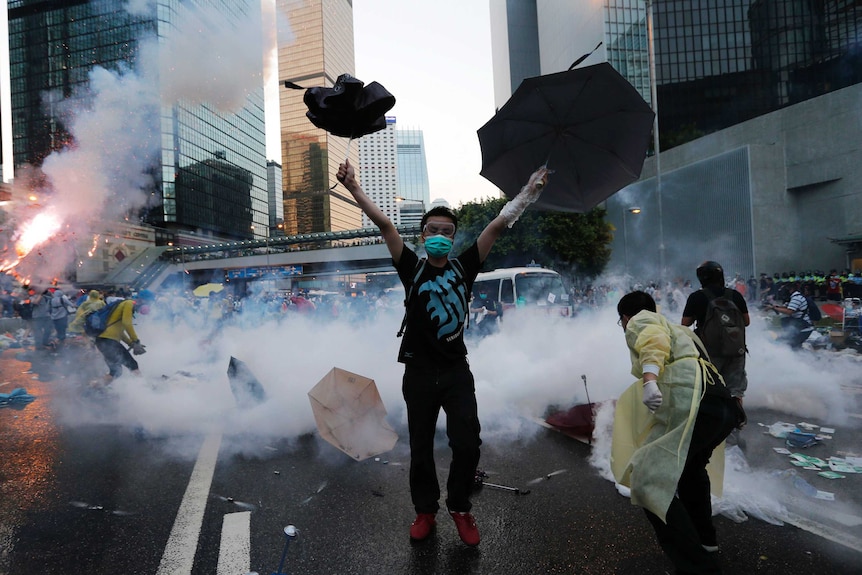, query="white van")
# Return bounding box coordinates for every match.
[472,266,573,317]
